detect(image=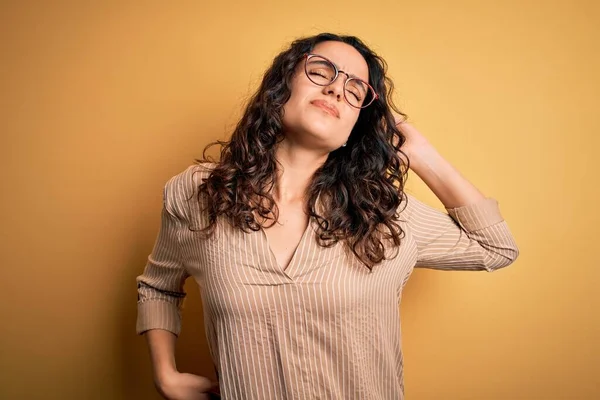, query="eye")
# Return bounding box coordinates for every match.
[309,70,328,78]
[308,68,333,80]
[347,89,362,101]
[346,79,367,102]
